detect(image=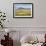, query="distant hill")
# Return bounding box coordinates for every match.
[18,7,25,9]
[16,7,31,10]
